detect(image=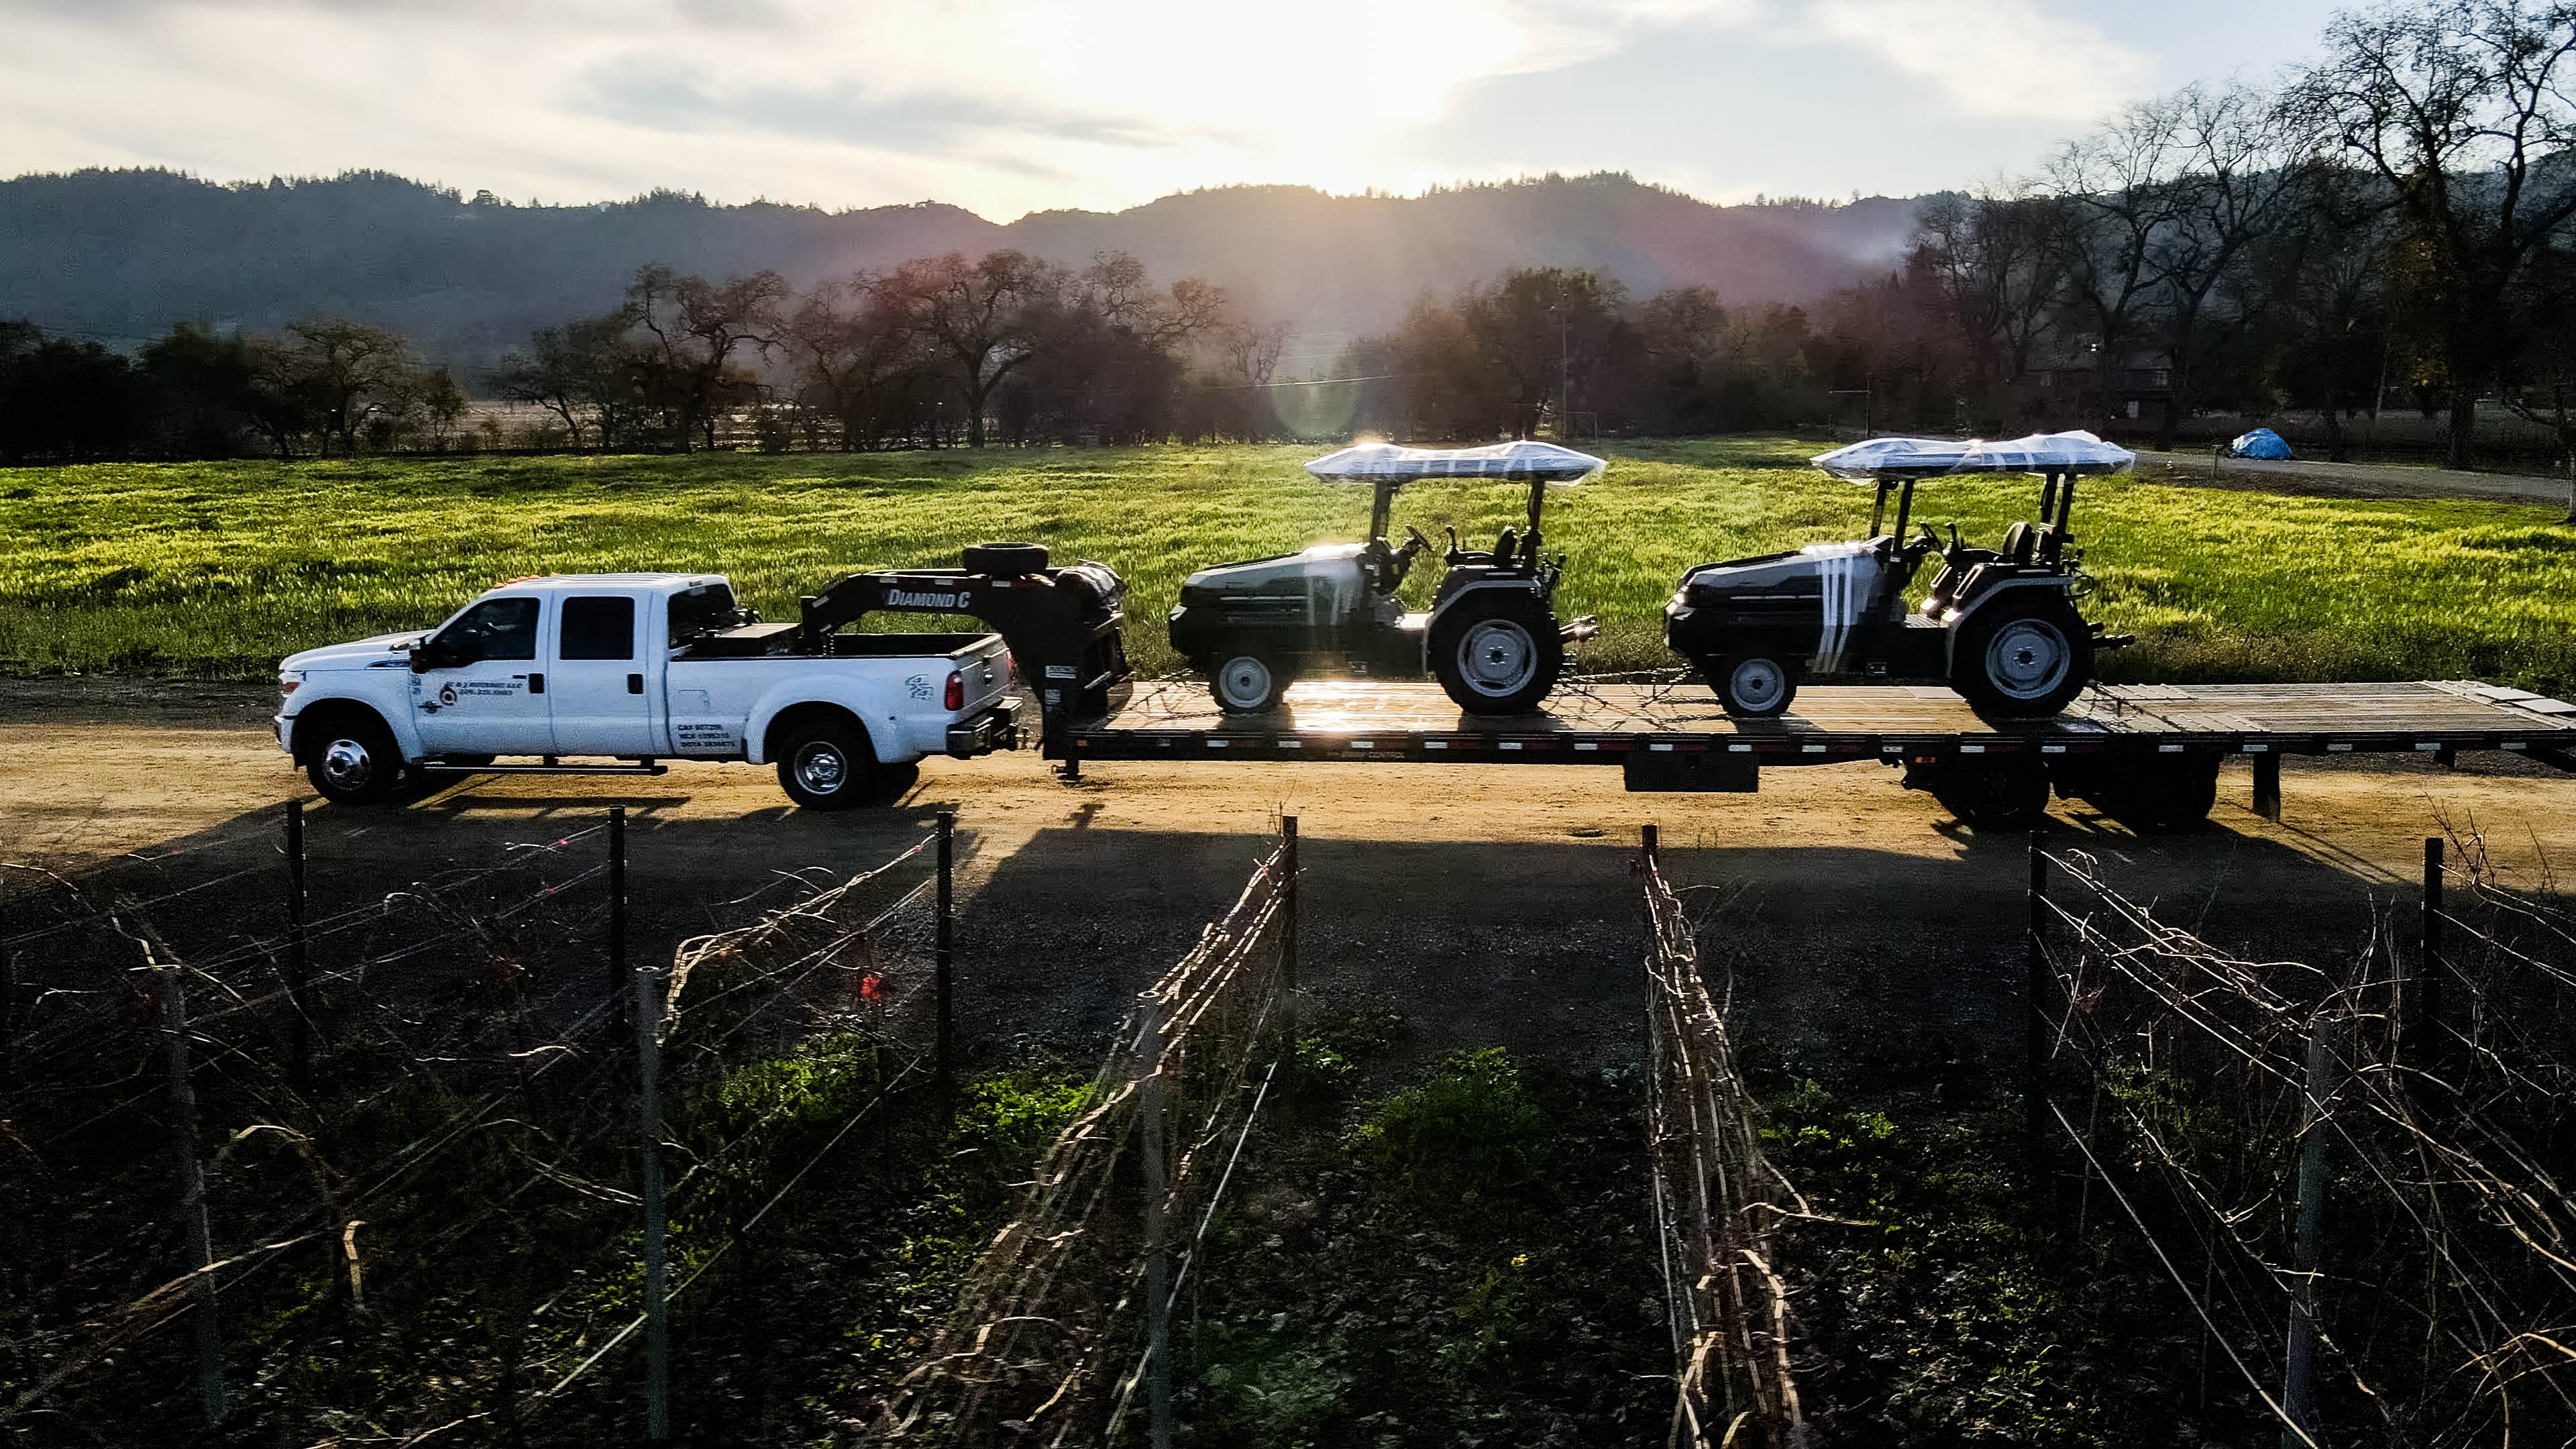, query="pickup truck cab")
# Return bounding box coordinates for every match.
[276,572,1018,809]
